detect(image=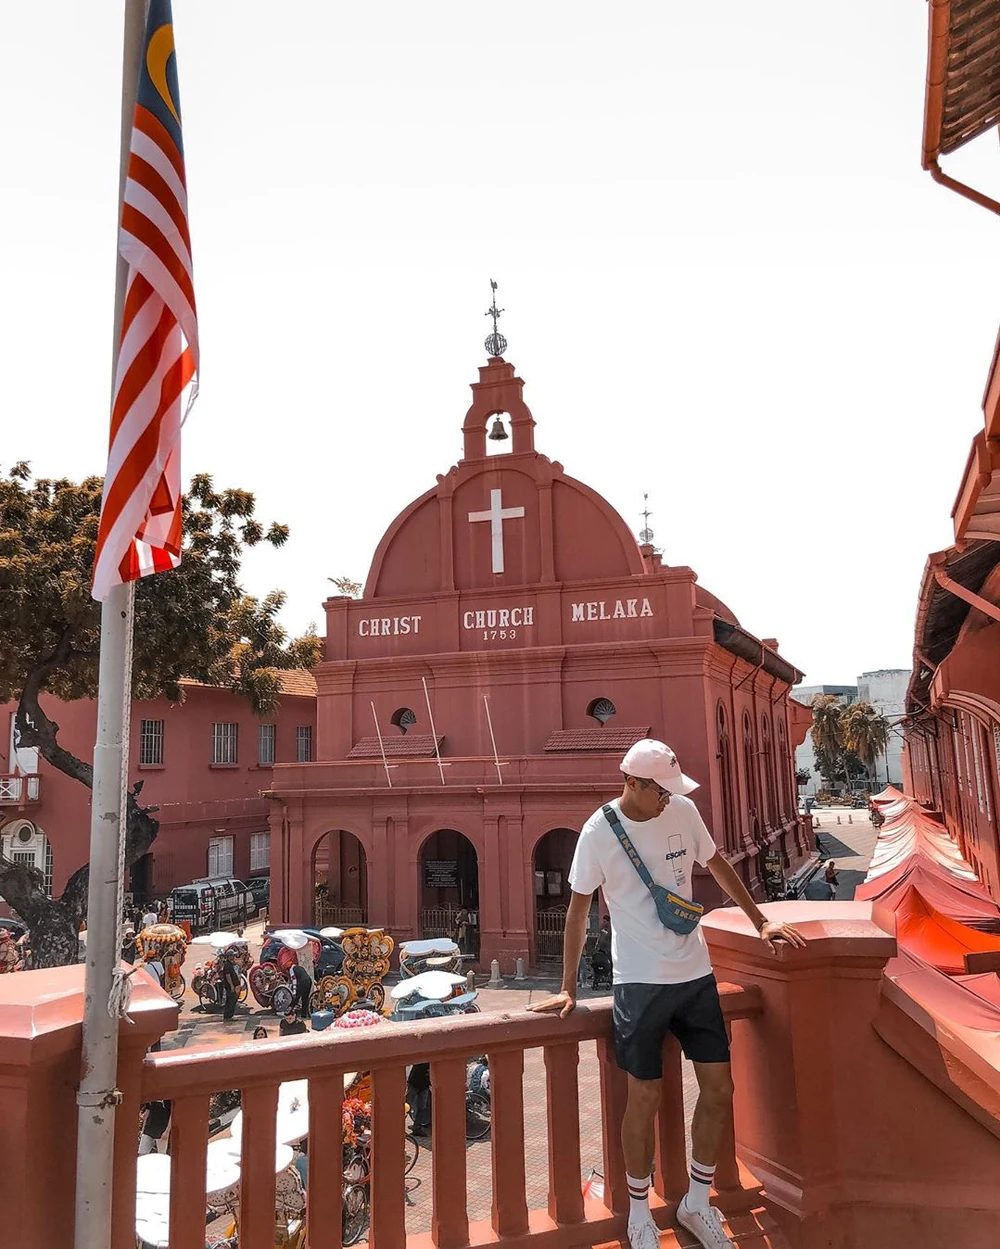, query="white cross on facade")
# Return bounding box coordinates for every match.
[468,488,525,574]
